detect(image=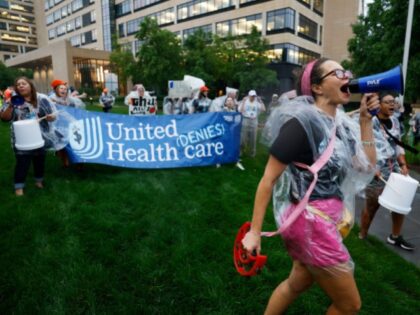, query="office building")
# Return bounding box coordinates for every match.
[3,0,360,94]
